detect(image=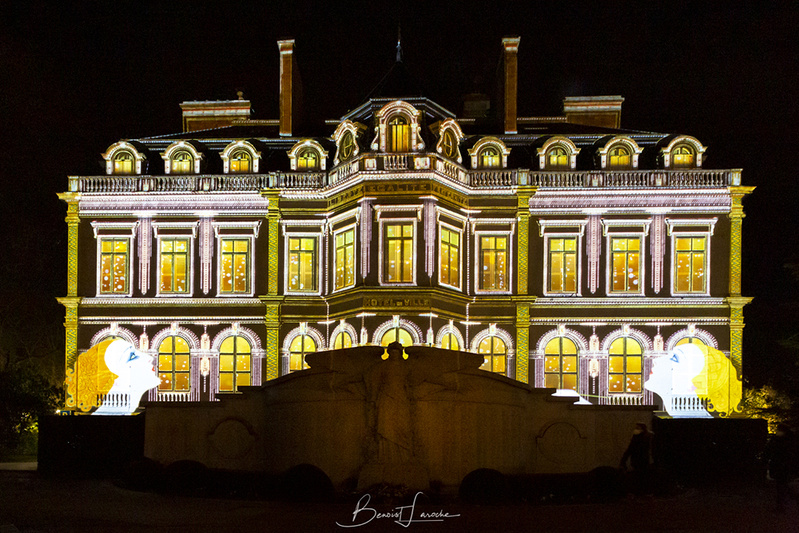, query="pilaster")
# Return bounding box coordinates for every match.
[515,304,530,384]
[727,296,753,376]
[728,186,755,296]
